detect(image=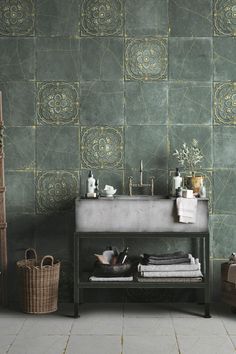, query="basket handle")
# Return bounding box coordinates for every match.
[25,248,37,262]
[40,255,54,268]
